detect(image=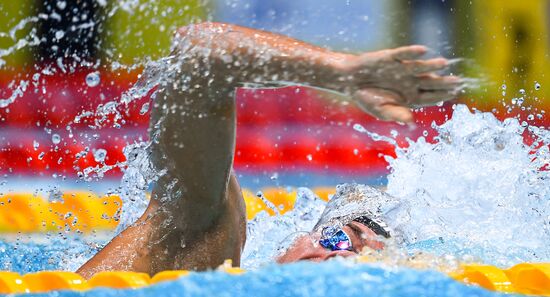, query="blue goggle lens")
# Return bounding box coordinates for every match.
[319,228,352,251]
